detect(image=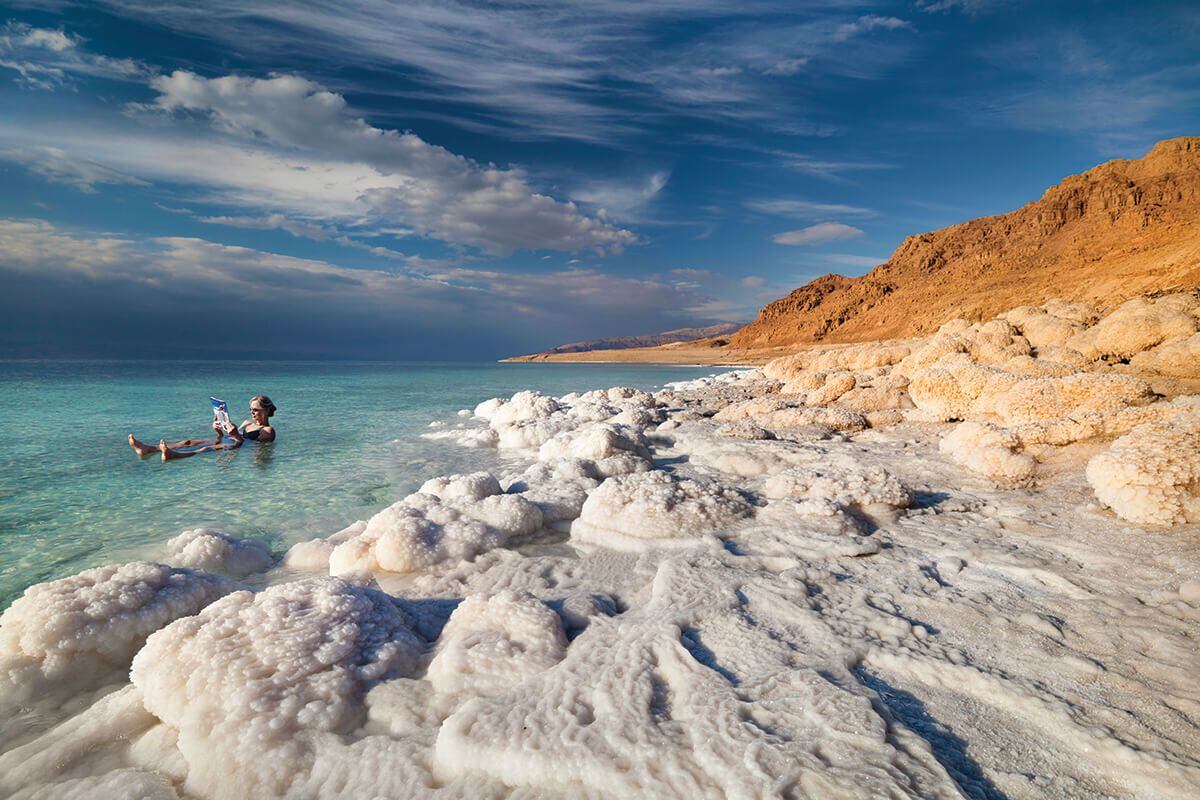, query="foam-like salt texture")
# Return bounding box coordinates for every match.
[572,471,752,551]
[427,590,567,696]
[130,578,424,799]
[162,528,274,577]
[0,562,237,708]
[940,421,1037,486]
[1086,415,1200,526]
[327,486,542,576]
